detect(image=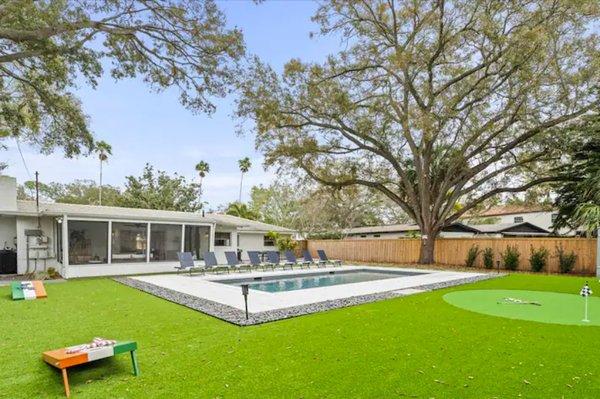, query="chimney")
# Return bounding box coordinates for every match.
[0,175,18,212]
